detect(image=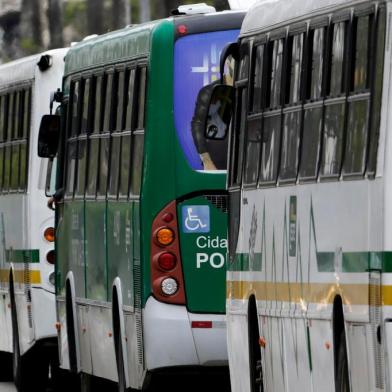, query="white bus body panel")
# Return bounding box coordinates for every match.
[0,48,67,356]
